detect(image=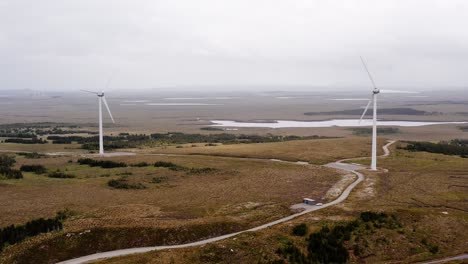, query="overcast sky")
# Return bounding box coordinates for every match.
[1,0,467,92]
